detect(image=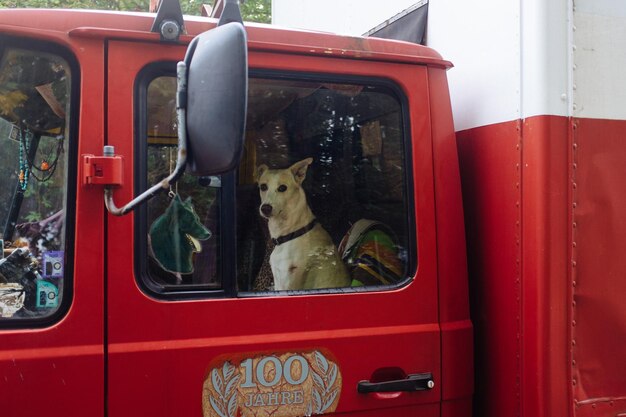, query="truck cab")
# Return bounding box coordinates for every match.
[0,7,471,417]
